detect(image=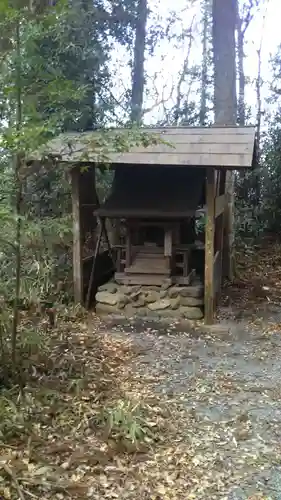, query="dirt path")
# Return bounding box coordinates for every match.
[100,306,281,499]
[2,241,281,500]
